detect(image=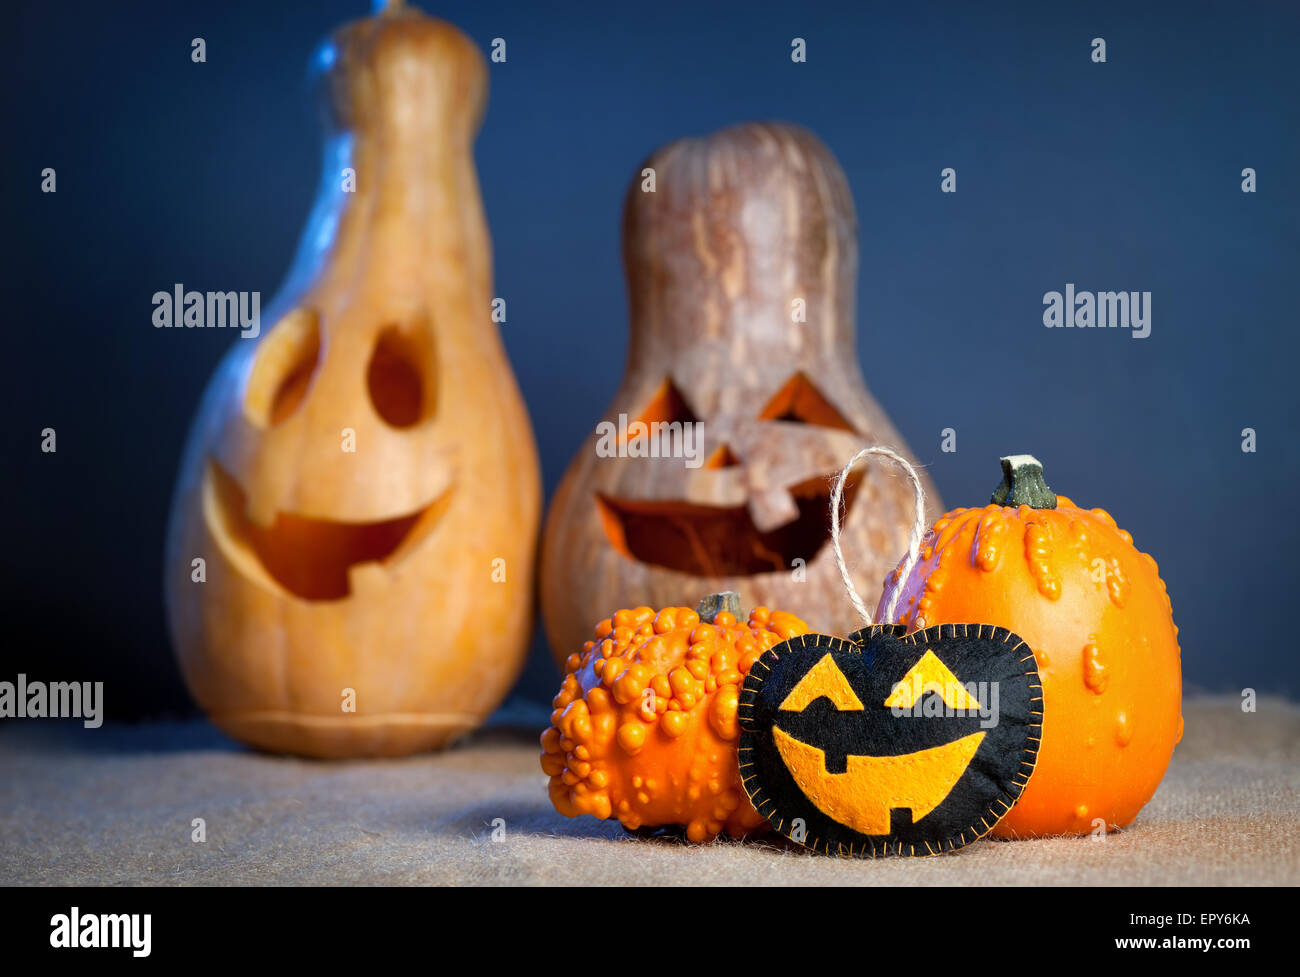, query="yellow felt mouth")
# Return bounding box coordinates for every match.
[773,727,986,836]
